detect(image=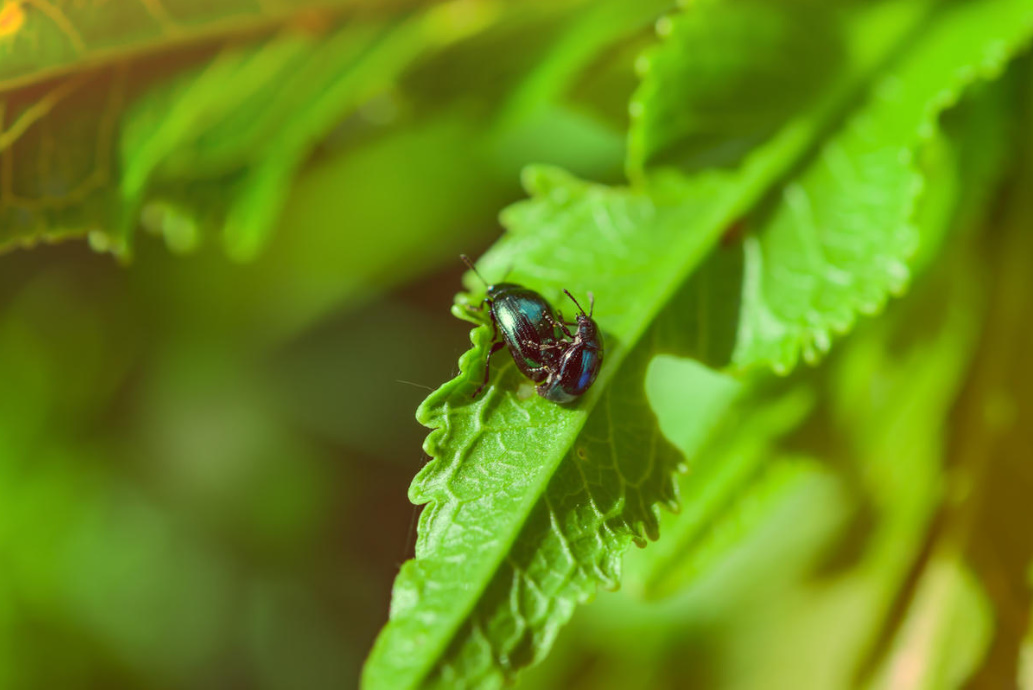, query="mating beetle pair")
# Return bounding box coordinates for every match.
[460,255,603,404]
